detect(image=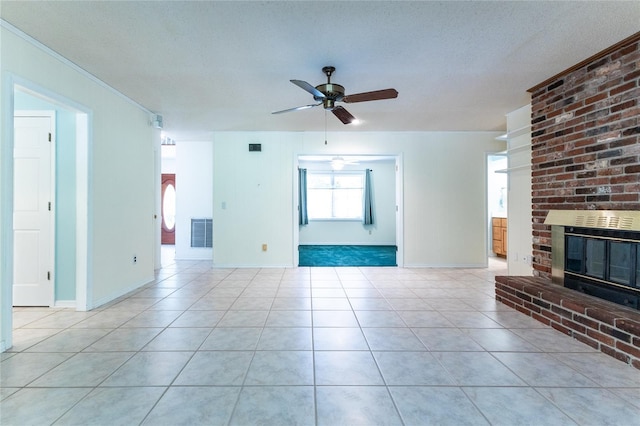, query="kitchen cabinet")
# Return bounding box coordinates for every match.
[492,217,507,257]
